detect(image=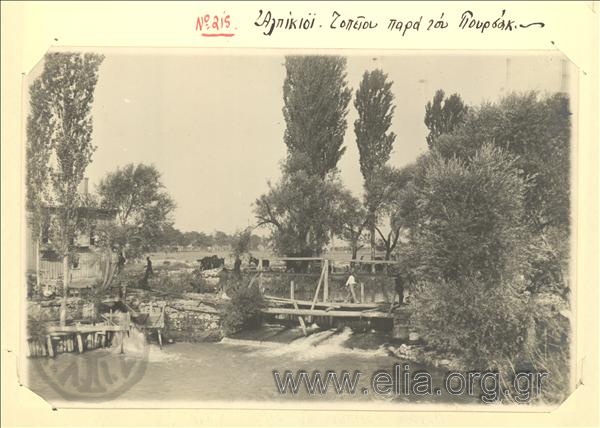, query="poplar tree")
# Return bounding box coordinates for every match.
[26,52,104,325]
[354,69,397,262]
